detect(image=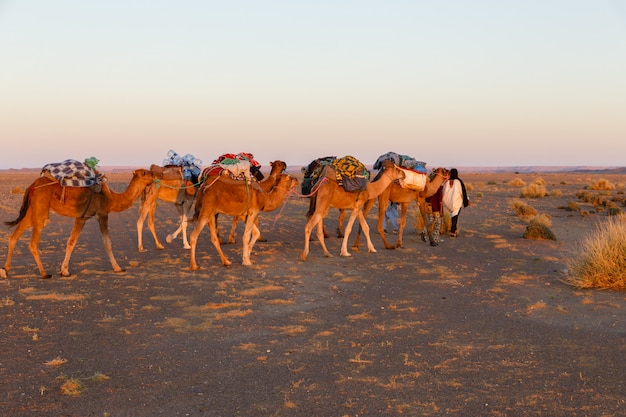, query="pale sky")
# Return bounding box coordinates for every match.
[1,1,625,170]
